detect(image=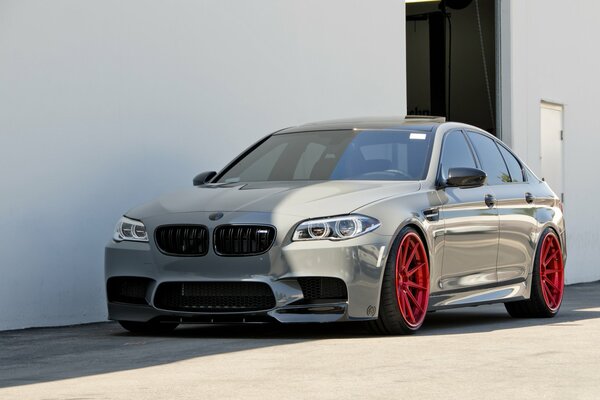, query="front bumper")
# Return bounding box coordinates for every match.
[105,211,392,324]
